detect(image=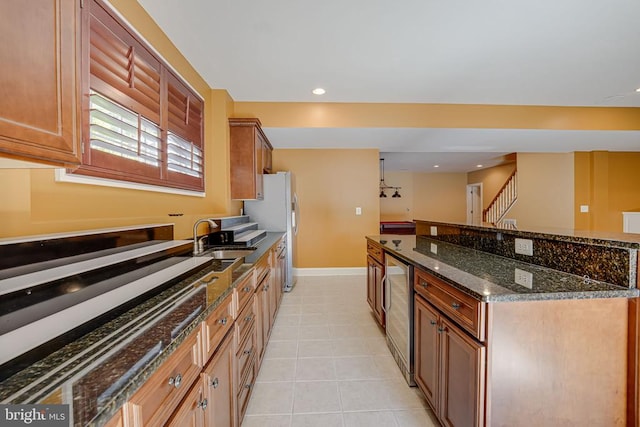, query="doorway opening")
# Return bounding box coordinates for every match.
[466,183,483,225]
